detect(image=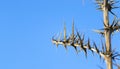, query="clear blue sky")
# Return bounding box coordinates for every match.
[0,0,120,69]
